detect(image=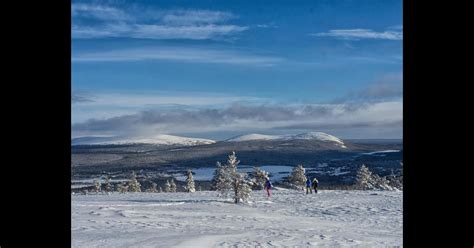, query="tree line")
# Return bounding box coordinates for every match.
[76,152,403,203]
